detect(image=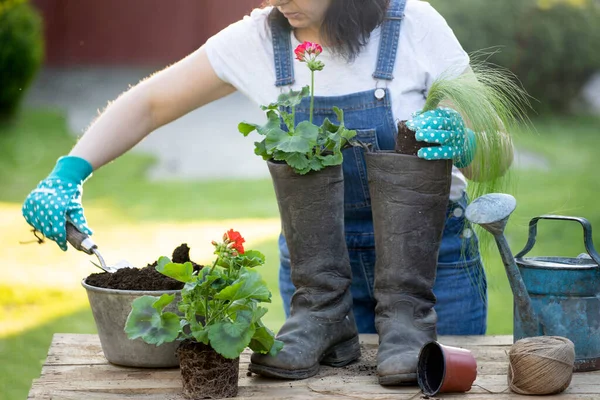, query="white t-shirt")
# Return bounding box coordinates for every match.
[205,0,469,200]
